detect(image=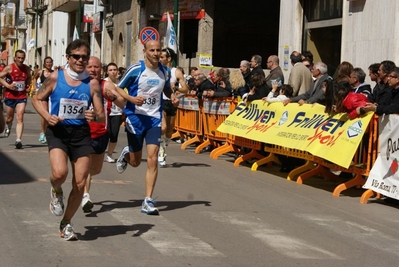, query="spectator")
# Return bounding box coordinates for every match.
[245,73,270,103]
[250,55,265,77]
[349,67,372,97]
[302,58,313,71]
[369,60,396,105]
[288,51,313,96]
[265,55,284,89]
[323,79,335,115]
[202,68,232,98]
[264,83,293,103]
[333,81,369,120]
[193,73,214,98]
[363,67,399,115]
[239,60,252,86]
[285,62,330,106]
[335,61,353,83]
[229,69,248,99]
